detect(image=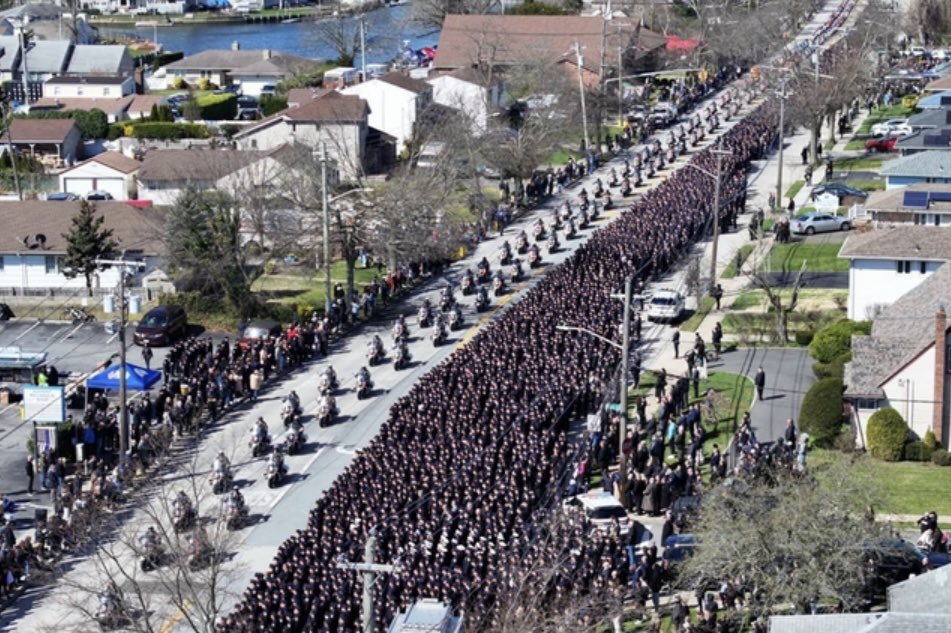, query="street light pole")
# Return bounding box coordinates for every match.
[775,77,788,212]
[320,142,331,312]
[685,140,732,287]
[574,42,591,156]
[618,277,632,491]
